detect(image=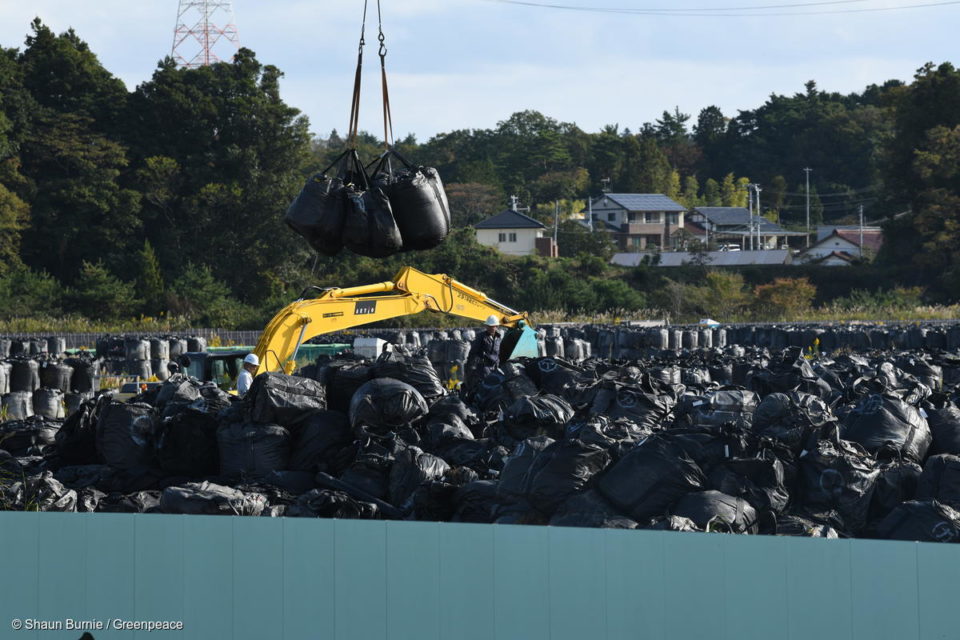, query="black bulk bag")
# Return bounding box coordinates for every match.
[844,393,931,463]
[524,439,611,514]
[388,446,450,508]
[2,391,34,420]
[39,361,73,392]
[287,488,379,519]
[284,172,348,256]
[927,399,960,456]
[349,378,429,437]
[503,394,574,441]
[915,454,960,510]
[161,481,266,516]
[596,436,706,522]
[342,184,404,258]
[10,359,40,393]
[156,409,220,477]
[797,436,879,535]
[497,436,556,503]
[216,423,291,477]
[96,402,158,470]
[373,351,445,400]
[288,410,354,473]
[707,450,790,514]
[867,455,923,526]
[549,490,638,529]
[65,357,101,393]
[370,150,450,251]
[672,490,759,534]
[876,500,960,542]
[0,417,58,456]
[247,371,327,428]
